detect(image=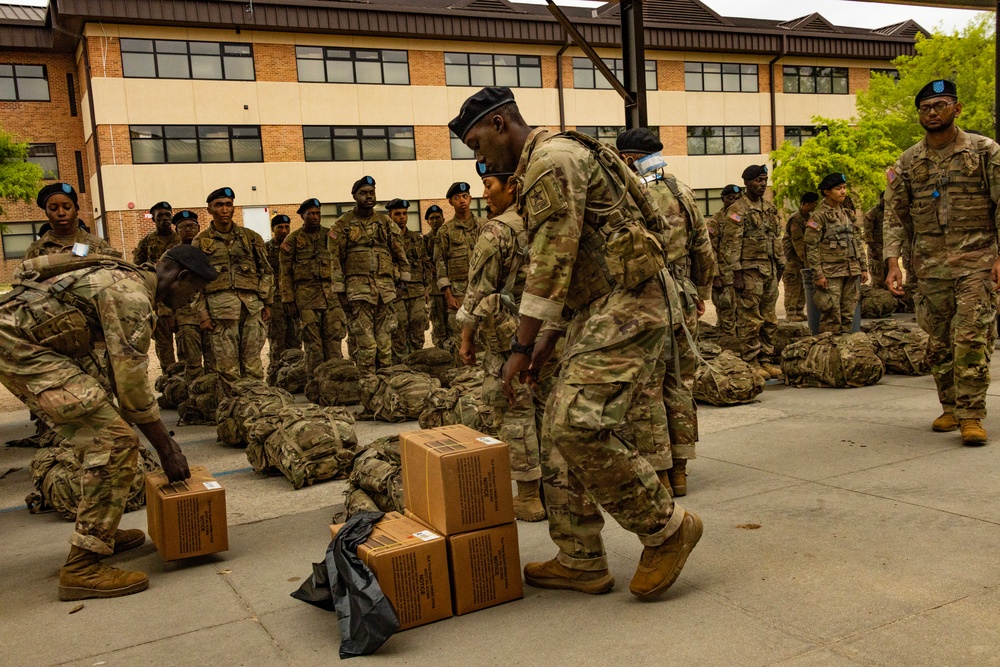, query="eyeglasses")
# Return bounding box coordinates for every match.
[917,101,955,116]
